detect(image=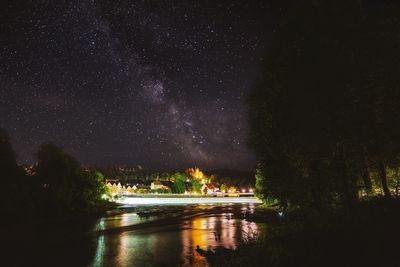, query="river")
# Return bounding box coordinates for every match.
[4,202,266,267]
